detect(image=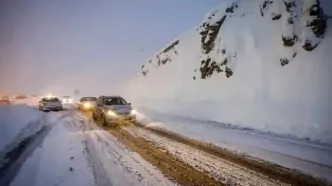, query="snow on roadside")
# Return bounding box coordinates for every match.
[134,108,332,182]
[125,126,287,186]
[10,113,94,186]
[9,98,40,107]
[0,105,43,152]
